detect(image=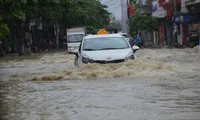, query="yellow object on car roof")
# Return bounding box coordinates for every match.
[97,29,108,35]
